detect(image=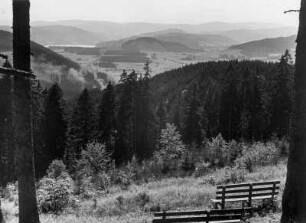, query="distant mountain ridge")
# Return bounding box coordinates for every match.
[31,20,290,40]
[229,35,297,57]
